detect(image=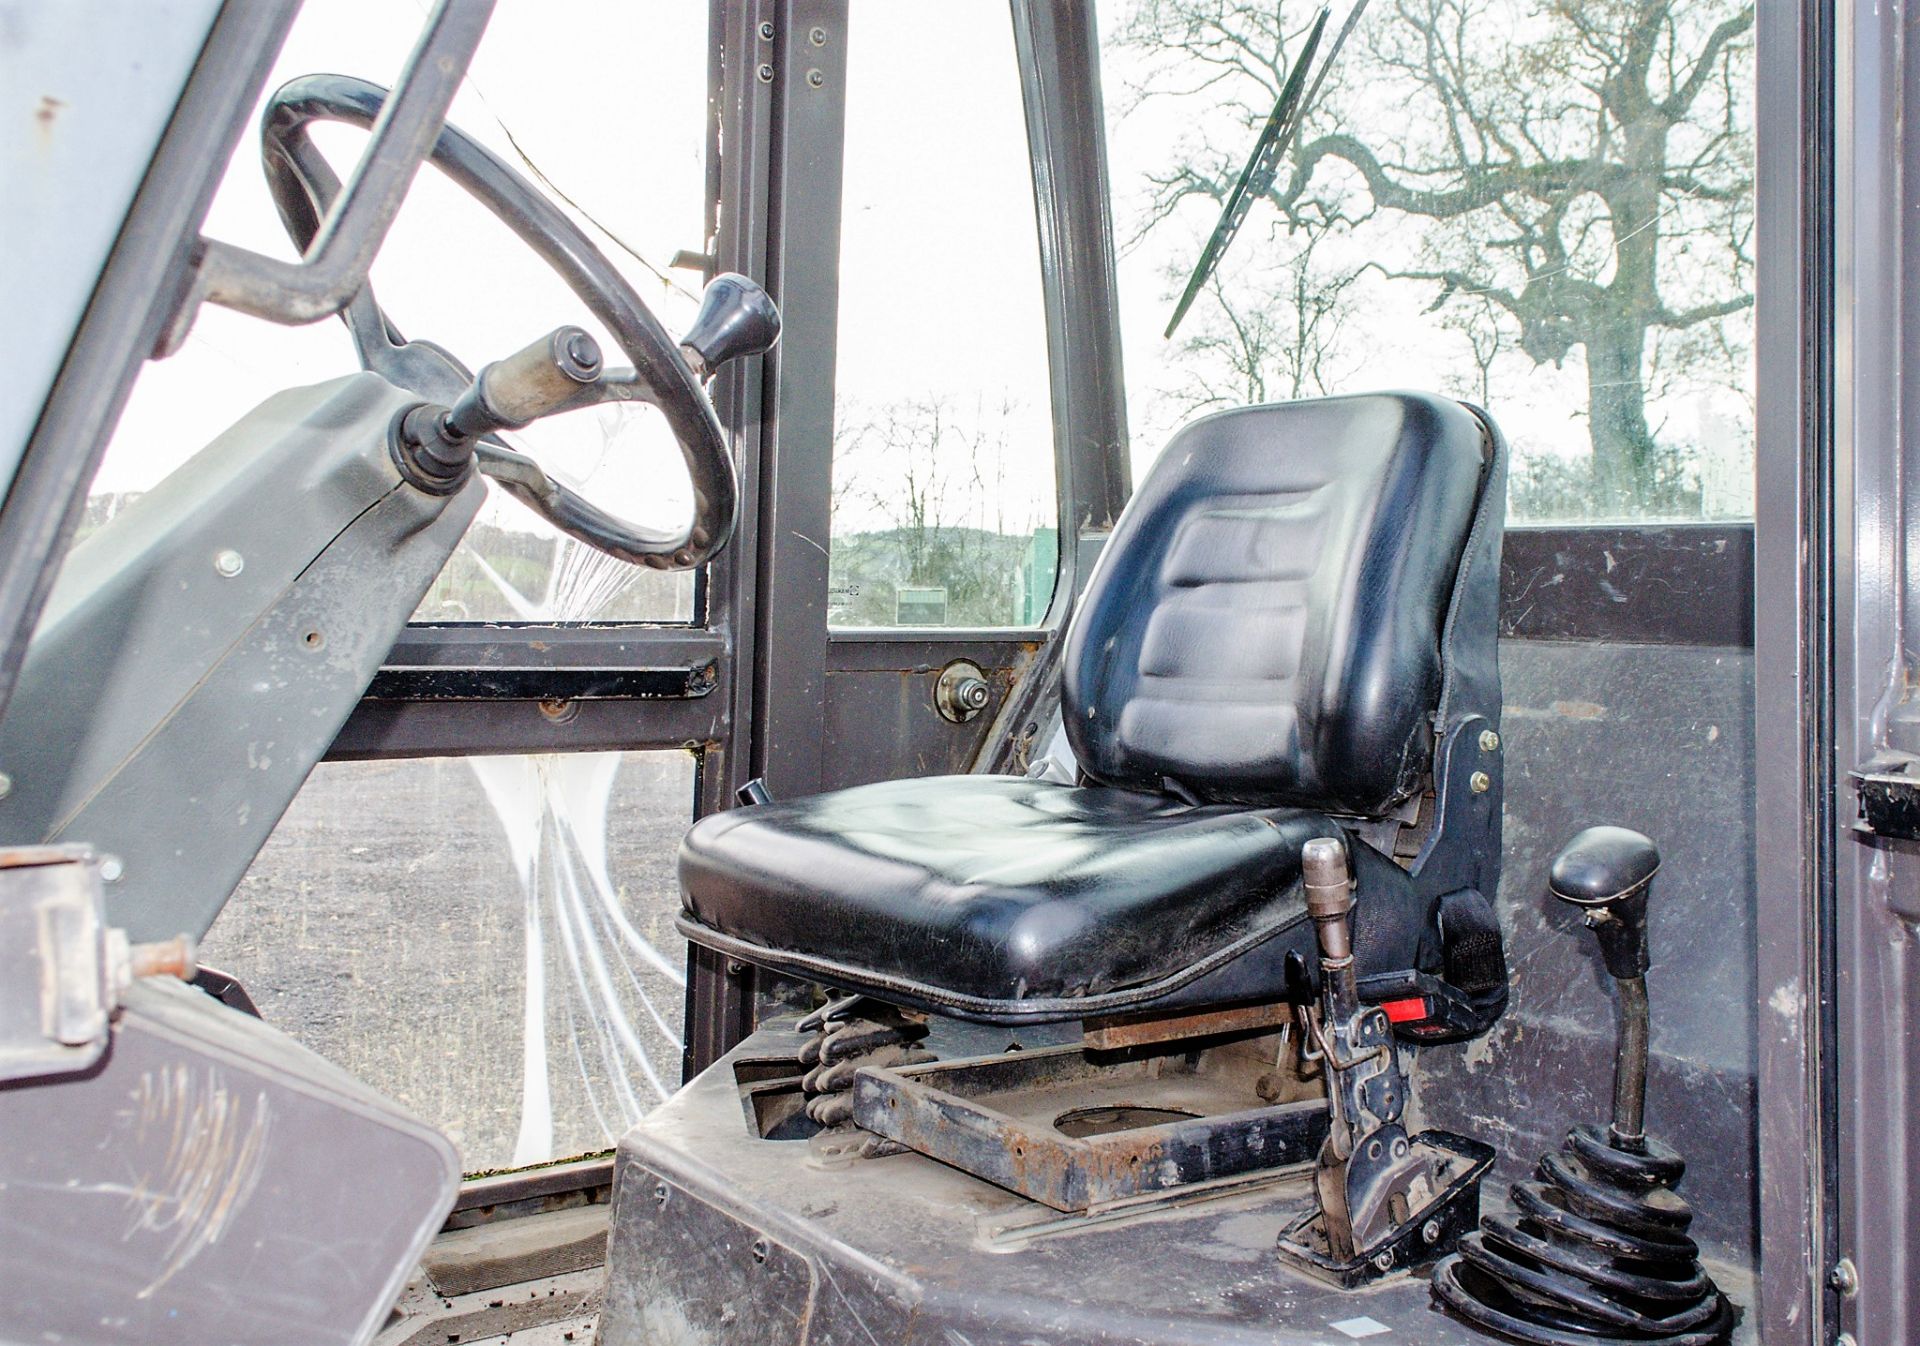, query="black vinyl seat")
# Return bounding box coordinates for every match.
[680,776,1342,1015]
[680,391,1512,1033]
